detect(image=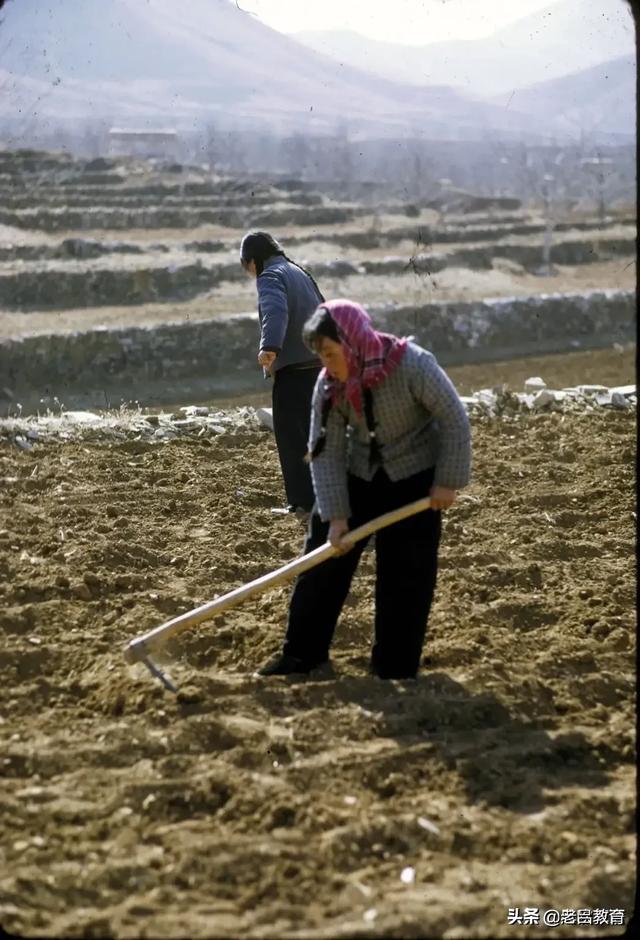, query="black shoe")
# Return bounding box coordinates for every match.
[370,661,418,680]
[375,672,418,681]
[256,652,326,677]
